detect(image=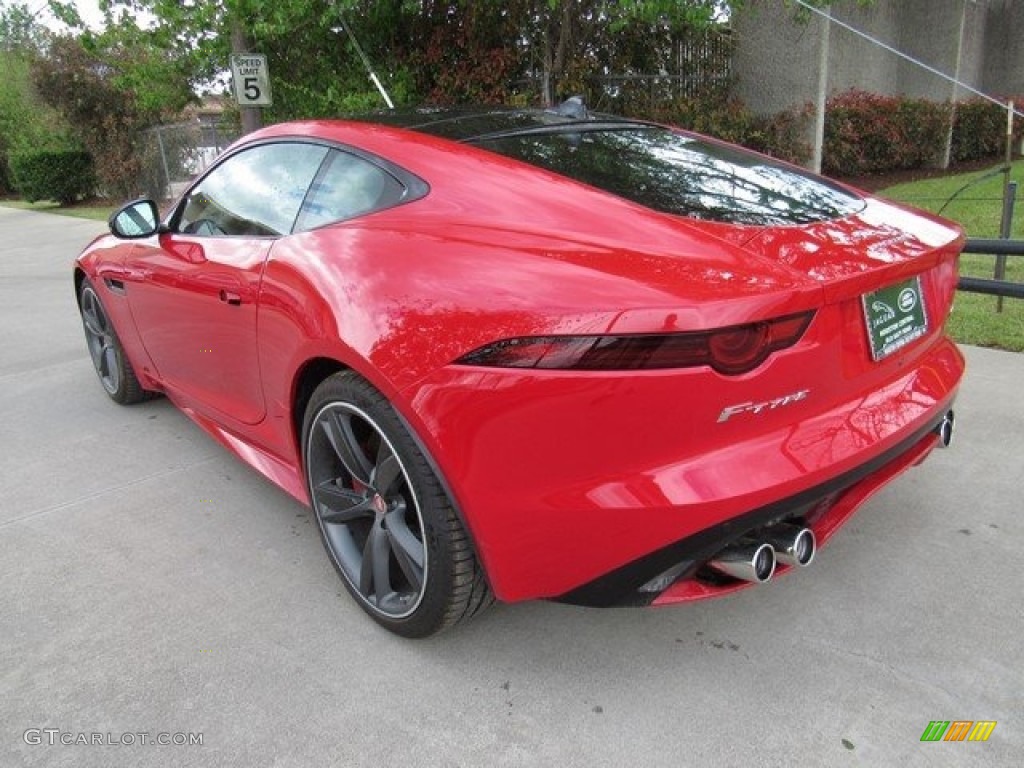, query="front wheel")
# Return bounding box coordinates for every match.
[79,278,152,404]
[302,372,493,638]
